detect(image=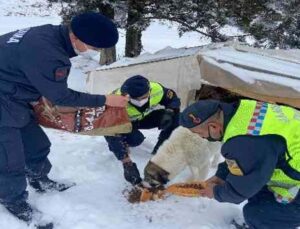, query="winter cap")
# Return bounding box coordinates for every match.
[180,100,220,128]
[71,12,119,48]
[121,75,150,98]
